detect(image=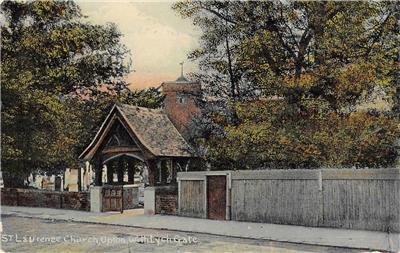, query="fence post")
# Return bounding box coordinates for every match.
[120,186,123,213]
[90,186,103,212]
[203,176,207,219]
[144,187,156,215]
[318,170,324,226]
[226,172,231,220]
[177,177,181,215]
